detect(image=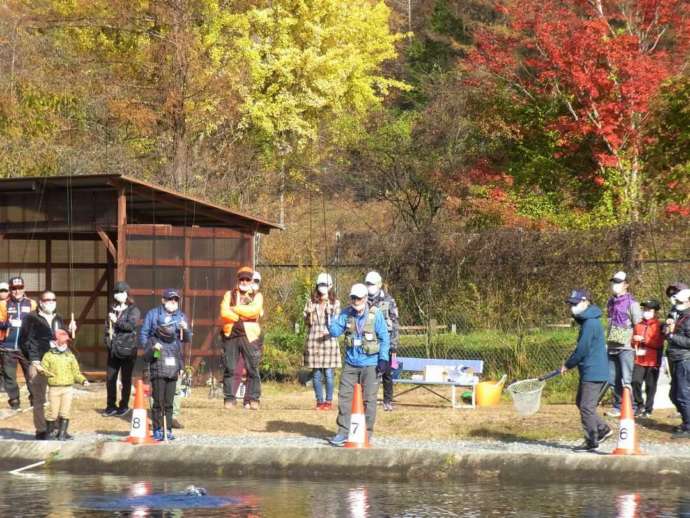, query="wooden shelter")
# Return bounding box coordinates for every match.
[0,174,280,370]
